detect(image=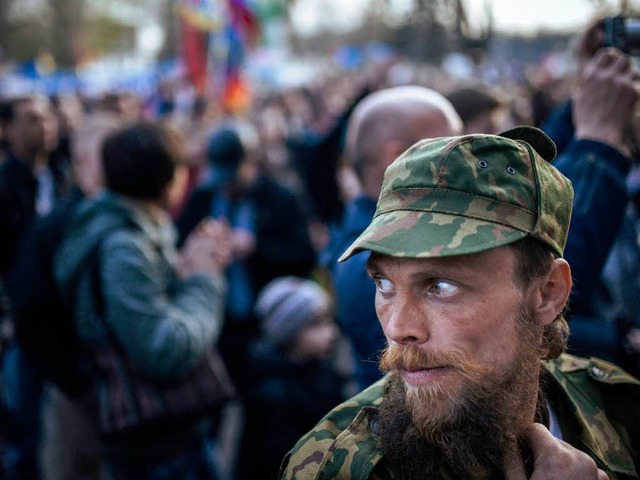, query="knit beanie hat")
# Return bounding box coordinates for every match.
[255,277,332,348]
